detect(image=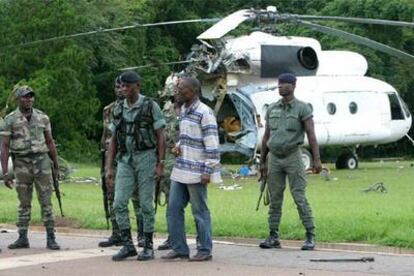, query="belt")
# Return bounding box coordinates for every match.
[271,147,299,158]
